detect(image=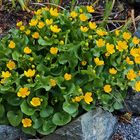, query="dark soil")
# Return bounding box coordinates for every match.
[1,0,139,39]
